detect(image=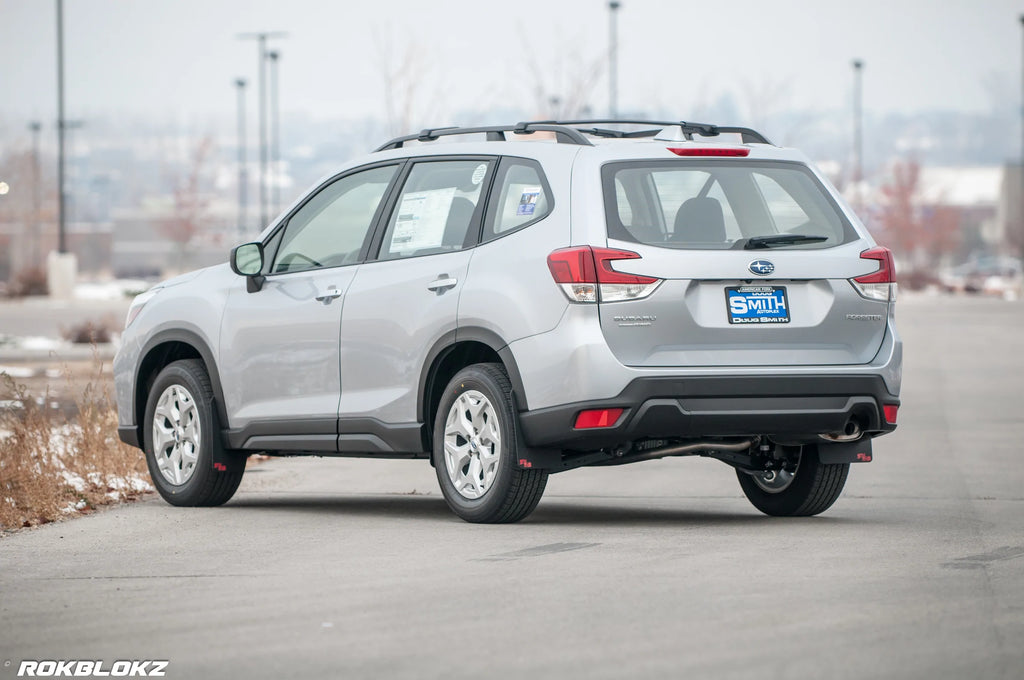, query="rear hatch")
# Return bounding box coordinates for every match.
[595,156,893,367]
